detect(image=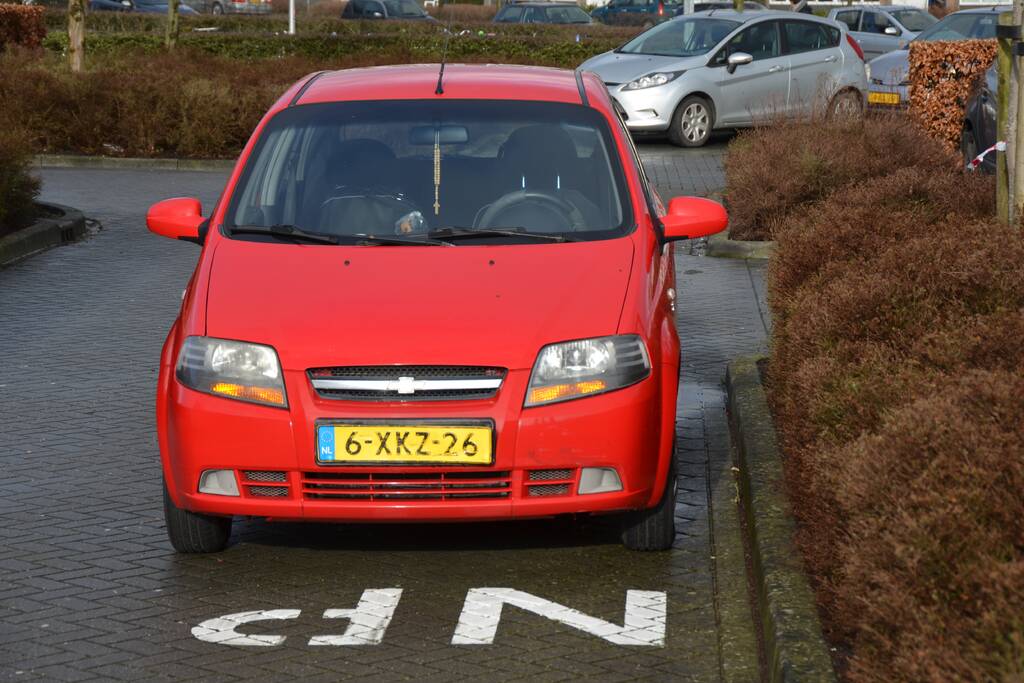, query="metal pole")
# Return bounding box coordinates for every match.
[289,0,295,35]
[997,12,1013,224]
[1013,0,1024,223]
